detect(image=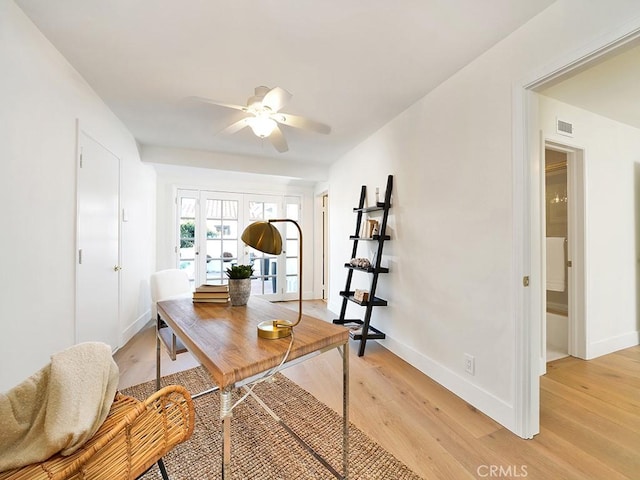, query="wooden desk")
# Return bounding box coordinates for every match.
[156,297,350,479]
